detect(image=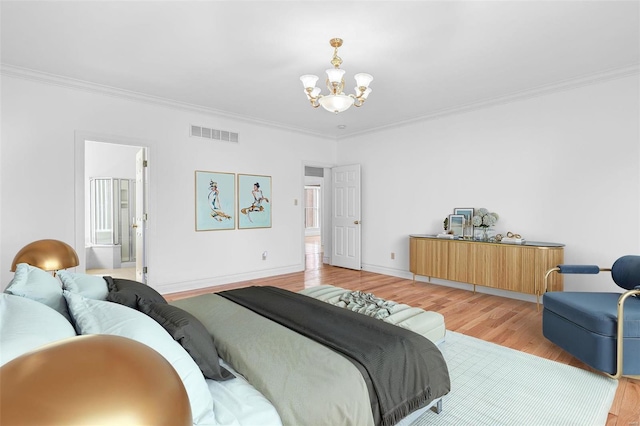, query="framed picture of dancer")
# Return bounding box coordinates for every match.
[238,174,271,229]
[195,171,236,231]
